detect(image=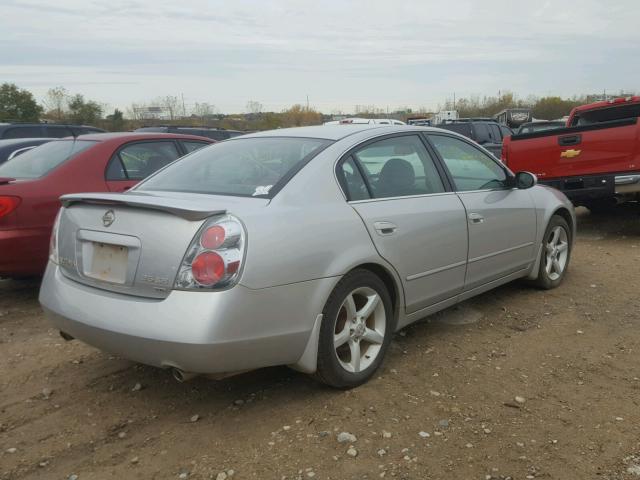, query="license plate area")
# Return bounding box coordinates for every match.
[75,230,142,287]
[85,242,129,284]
